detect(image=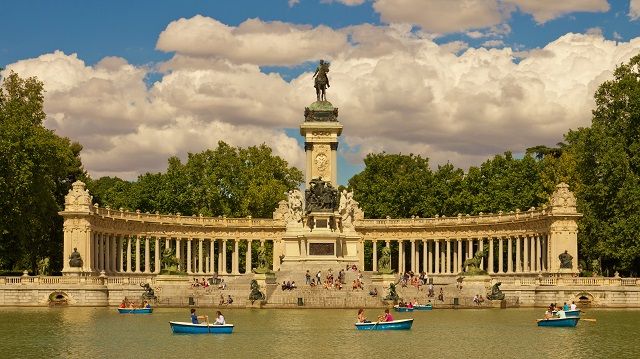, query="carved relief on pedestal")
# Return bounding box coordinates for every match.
[549,182,577,214]
[313,144,331,180]
[64,181,93,212]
